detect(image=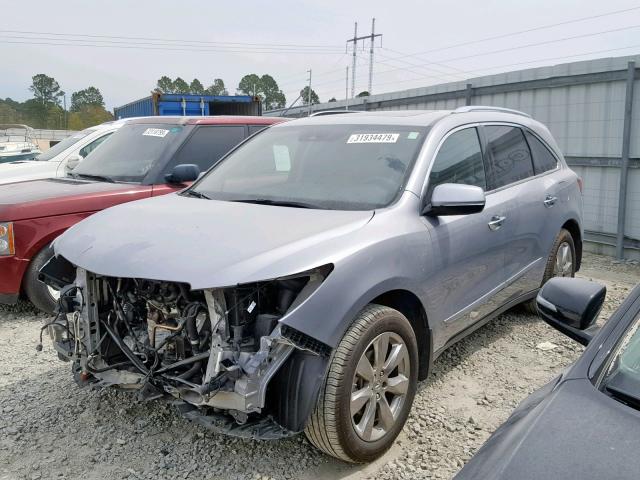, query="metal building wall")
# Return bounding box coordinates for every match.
[266,54,640,259]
